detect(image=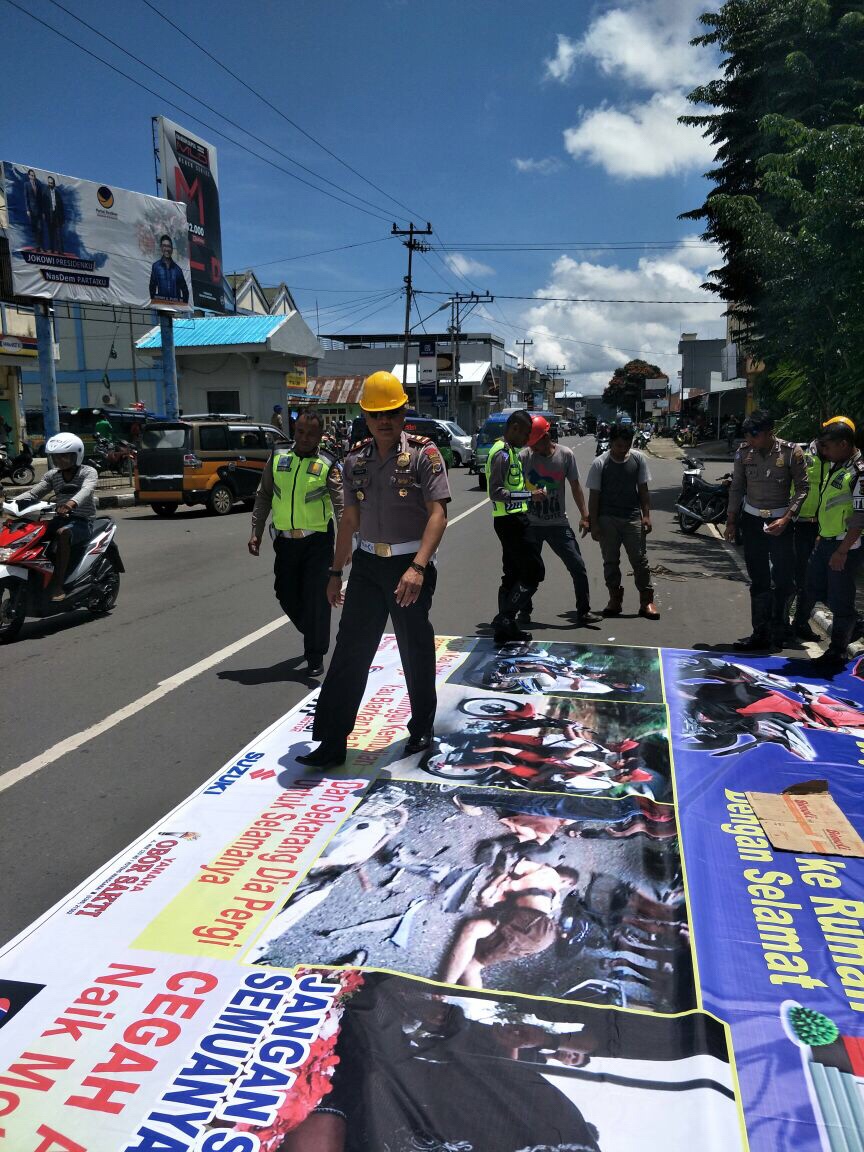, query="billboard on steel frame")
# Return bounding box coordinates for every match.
[156,116,225,311]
